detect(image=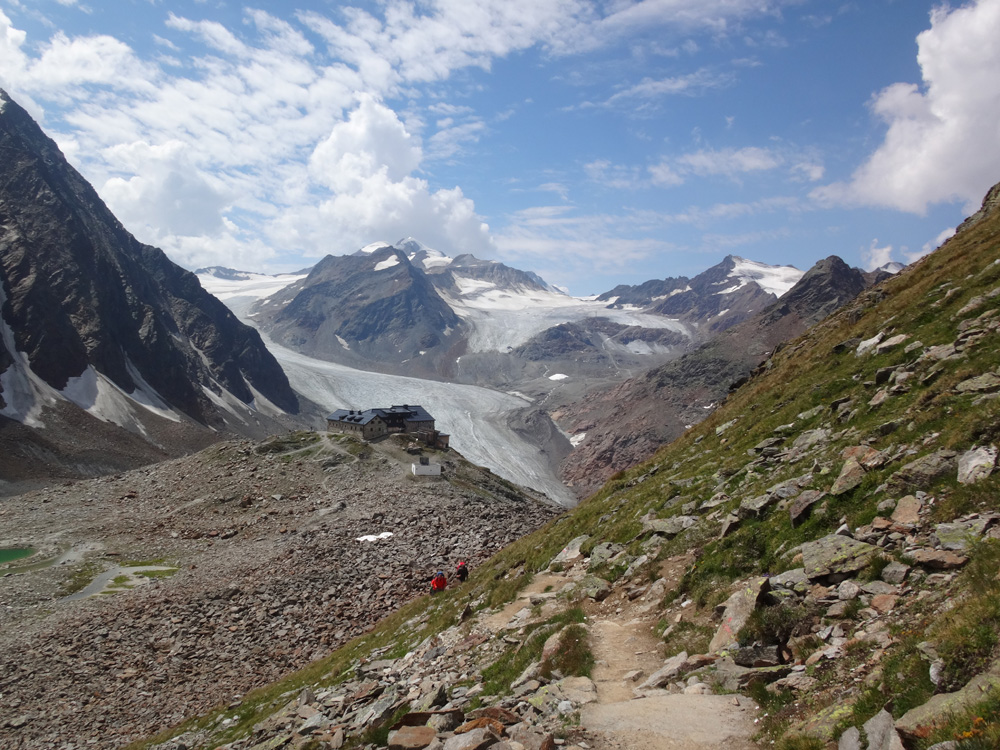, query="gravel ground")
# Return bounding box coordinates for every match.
[0,431,559,749]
